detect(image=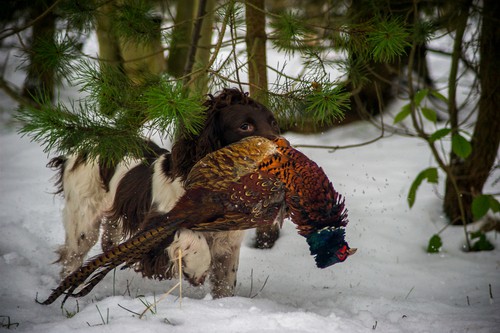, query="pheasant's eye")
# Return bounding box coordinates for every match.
[240,123,253,131]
